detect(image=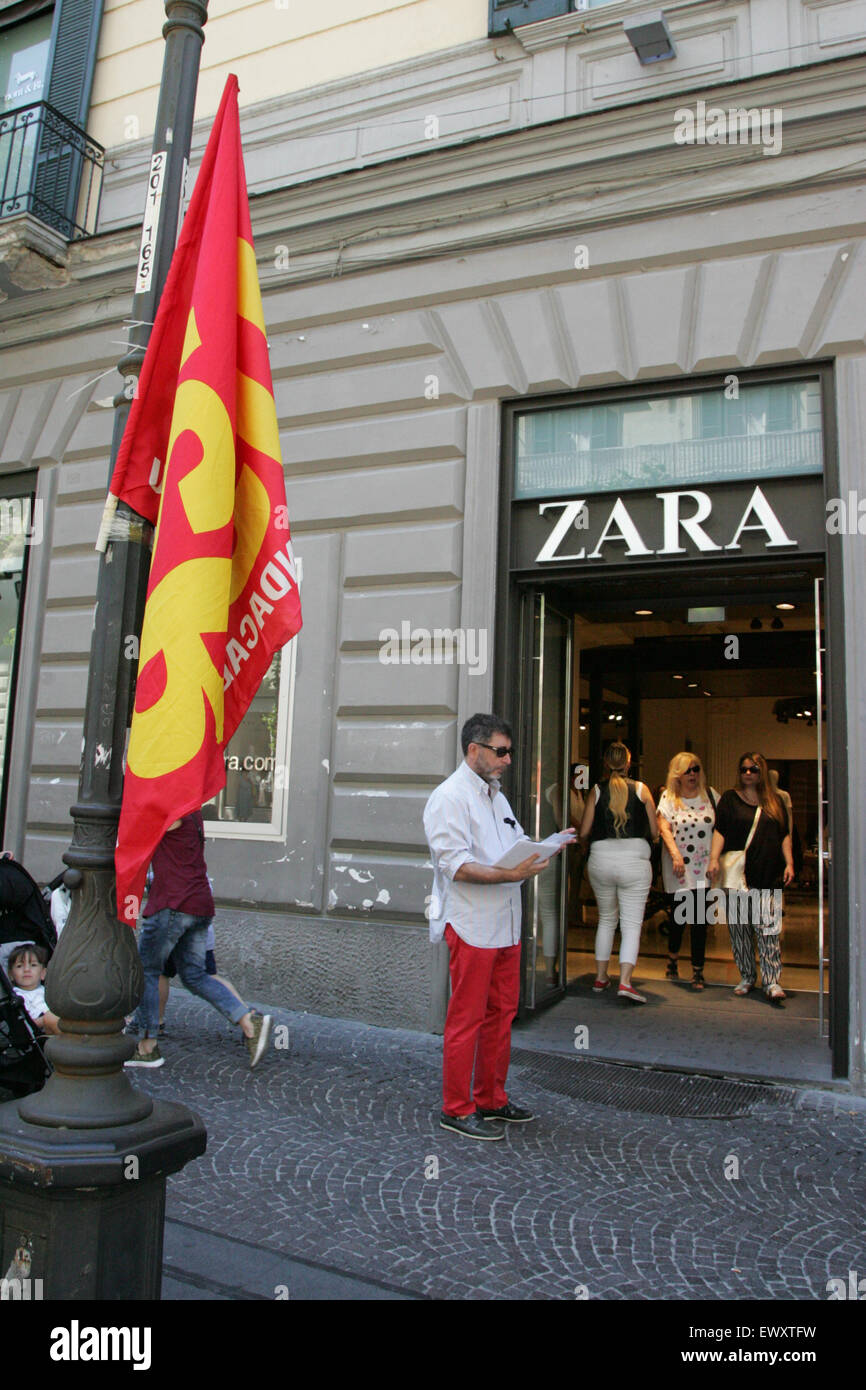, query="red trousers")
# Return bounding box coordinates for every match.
[442,923,521,1116]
